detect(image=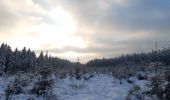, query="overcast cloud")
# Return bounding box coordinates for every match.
[0,0,170,62]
